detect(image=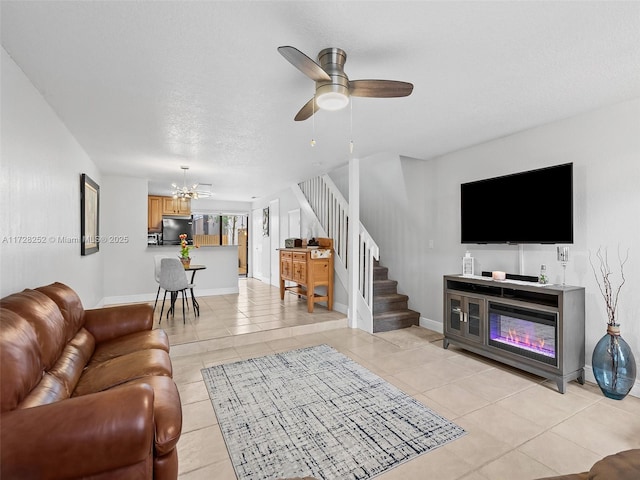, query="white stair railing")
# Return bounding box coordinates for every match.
[358,224,379,309]
[296,175,379,319]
